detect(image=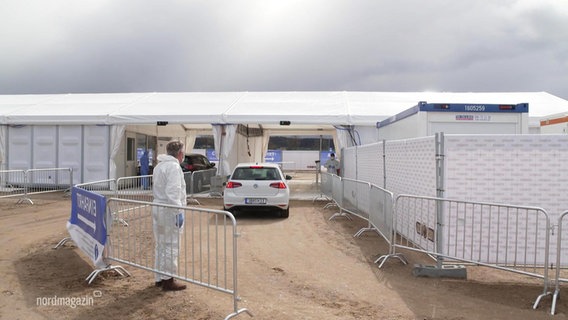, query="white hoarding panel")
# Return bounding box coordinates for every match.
[384,136,437,198]
[444,134,568,265]
[341,147,356,179]
[355,142,383,187]
[444,135,568,217]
